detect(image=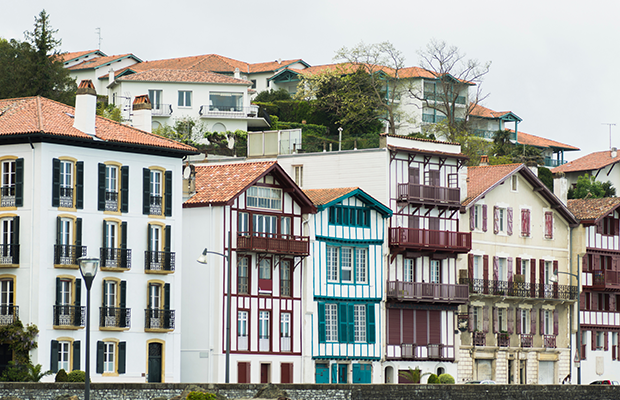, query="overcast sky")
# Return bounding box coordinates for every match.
[2,0,618,161]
